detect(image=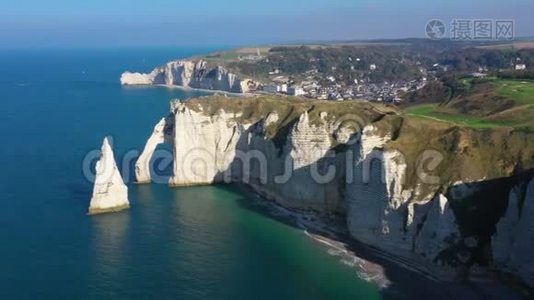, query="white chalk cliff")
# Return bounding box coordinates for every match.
[136,116,174,183]
[346,135,460,260]
[121,59,259,93]
[89,137,130,215]
[134,96,534,286]
[137,99,460,259]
